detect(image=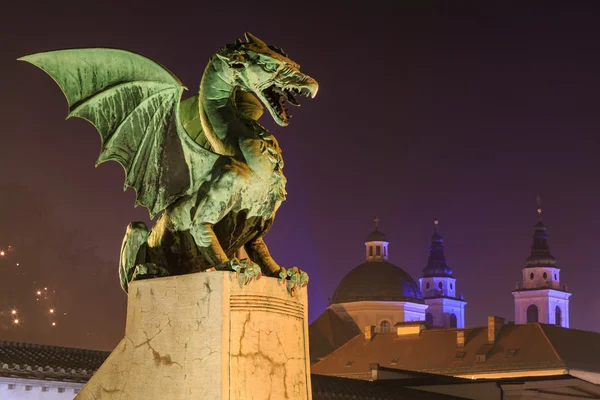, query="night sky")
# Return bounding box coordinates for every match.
[2,2,600,351]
